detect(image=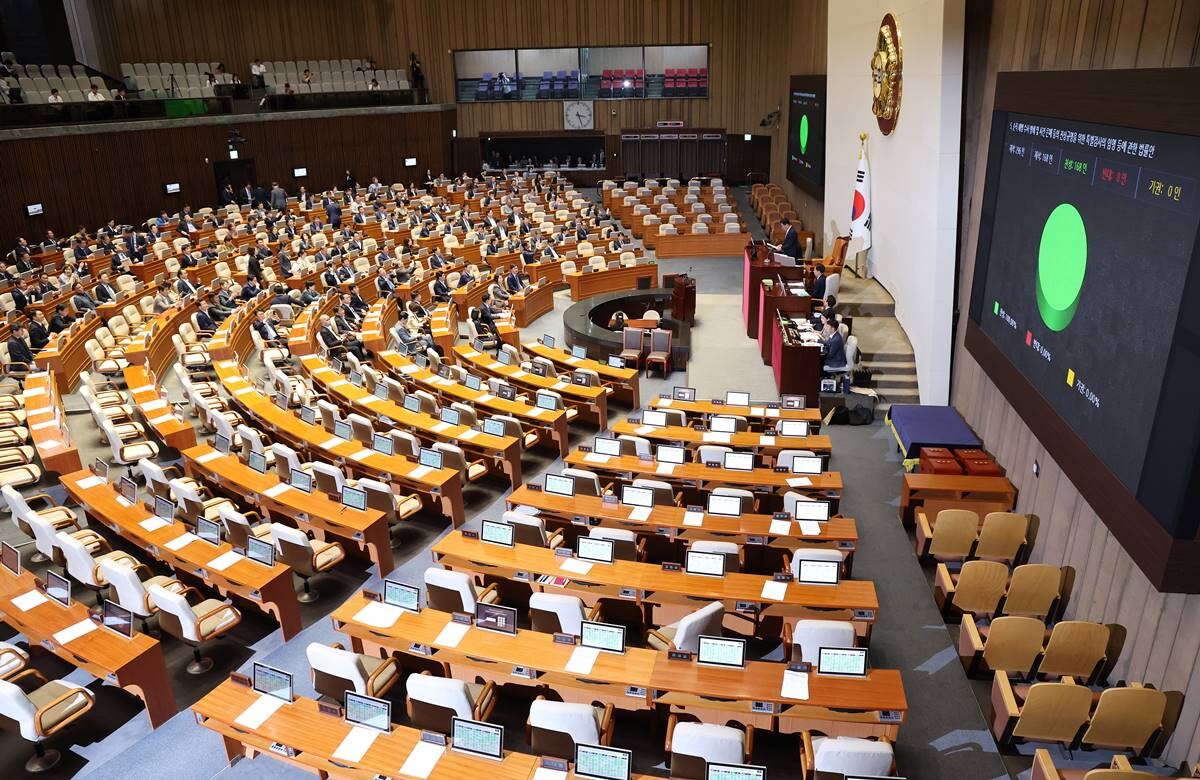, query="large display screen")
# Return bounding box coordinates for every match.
[786,75,826,197]
[968,101,1200,547]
